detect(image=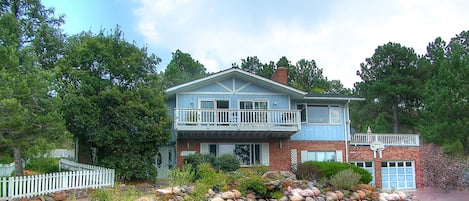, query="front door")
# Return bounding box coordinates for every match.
[156,145,175,178]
